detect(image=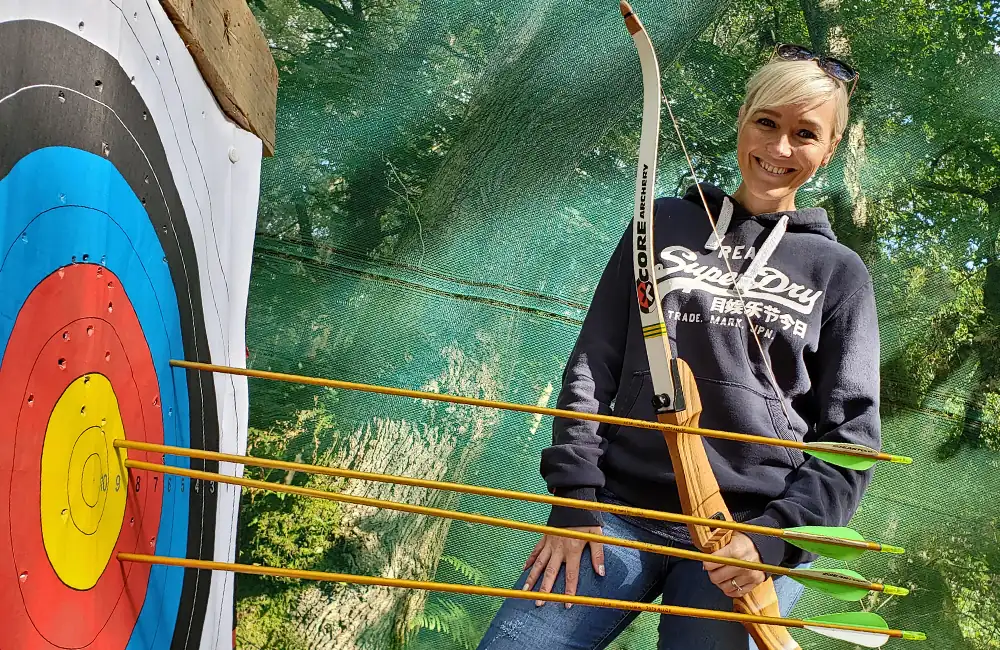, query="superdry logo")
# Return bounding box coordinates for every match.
[633,163,654,314]
[655,245,823,315]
